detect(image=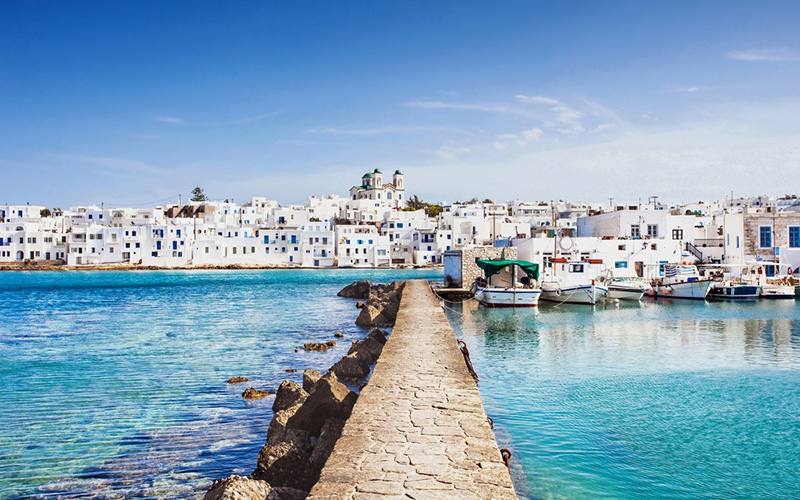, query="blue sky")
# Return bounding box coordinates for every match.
[1,1,799,208]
